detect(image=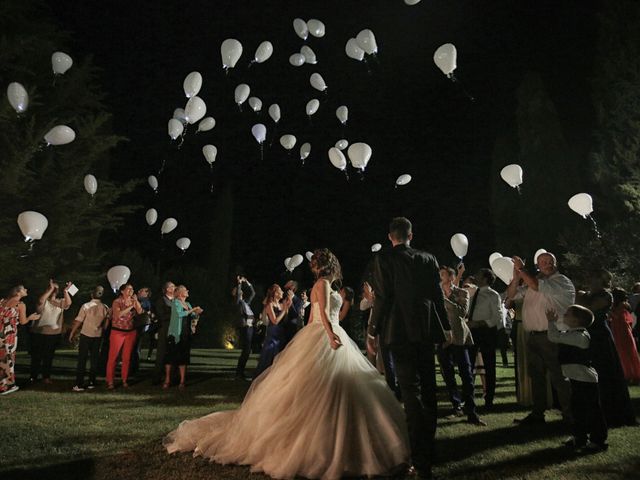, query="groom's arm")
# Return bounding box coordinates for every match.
[368,255,392,338]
